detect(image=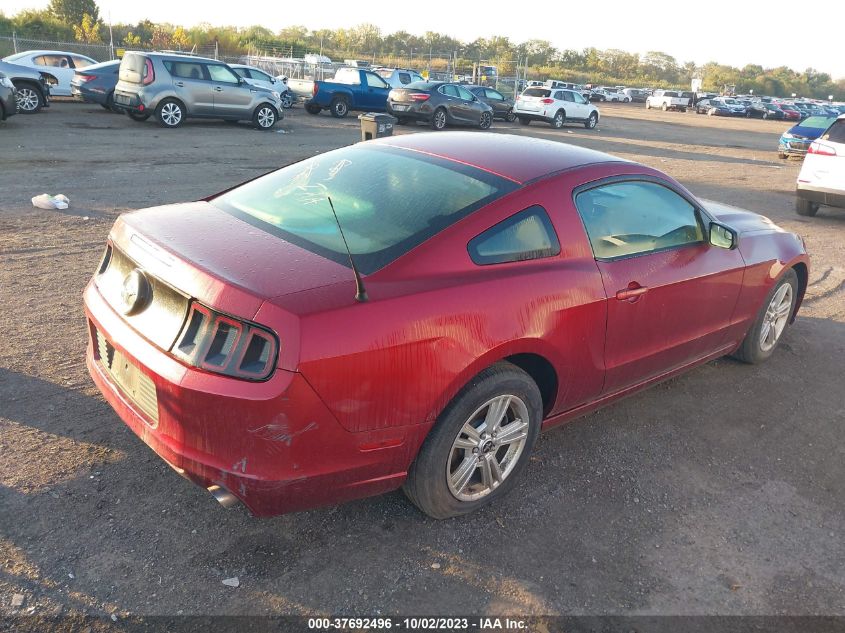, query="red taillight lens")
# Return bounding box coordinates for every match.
[77,74,96,82]
[313,83,318,96]
[172,302,278,381]
[808,142,836,156]
[541,98,554,104]
[142,57,155,86]
[409,93,430,101]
